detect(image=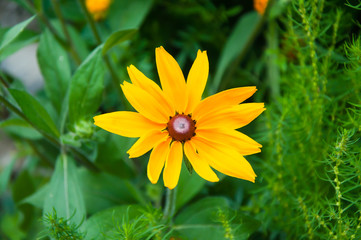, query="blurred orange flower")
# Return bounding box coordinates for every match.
[254,0,268,15]
[85,0,111,20]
